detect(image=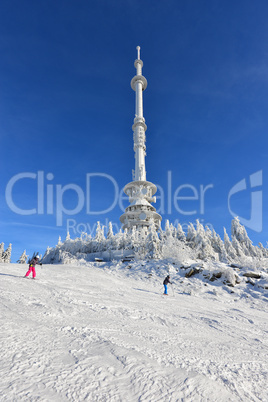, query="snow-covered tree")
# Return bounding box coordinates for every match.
[186,222,197,245]
[205,225,213,242]
[145,220,162,259]
[123,228,132,250]
[135,227,147,259]
[17,250,28,264]
[211,230,229,263]
[169,223,176,238]
[258,242,268,258]
[231,217,248,244]
[162,234,195,264]
[224,228,237,260]
[95,221,105,243]
[231,217,258,257]
[82,235,93,254]
[211,229,222,253]
[165,219,172,238]
[129,226,140,253]
[106,222,114,239]
[176,223,186,242]
[158,226,164,242]
[42,246,51,263]
[232,236,245,258]
[194,220,216,260]
[2,244,12,263]
[92,221,105,252]
[106,222,117,255]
